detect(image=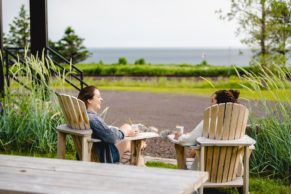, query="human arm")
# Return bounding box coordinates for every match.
[89,114,124,144]
[176,120,204,146]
